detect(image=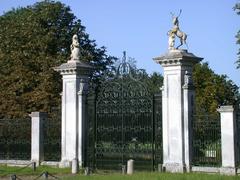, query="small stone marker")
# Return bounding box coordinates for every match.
[43,172,48,179]
[127,159,134,175]
[84,167,90,175]
[122,165,126,174]
[10,174,16,180]
[158,164,163,172]
[71,158,78,174]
